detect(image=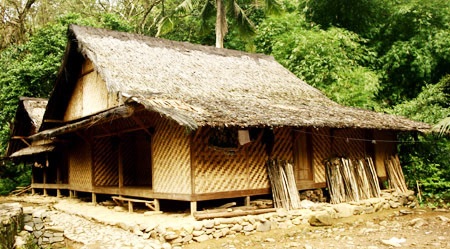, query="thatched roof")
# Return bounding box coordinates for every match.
[6,97,48,157]
[44,25,429,132]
